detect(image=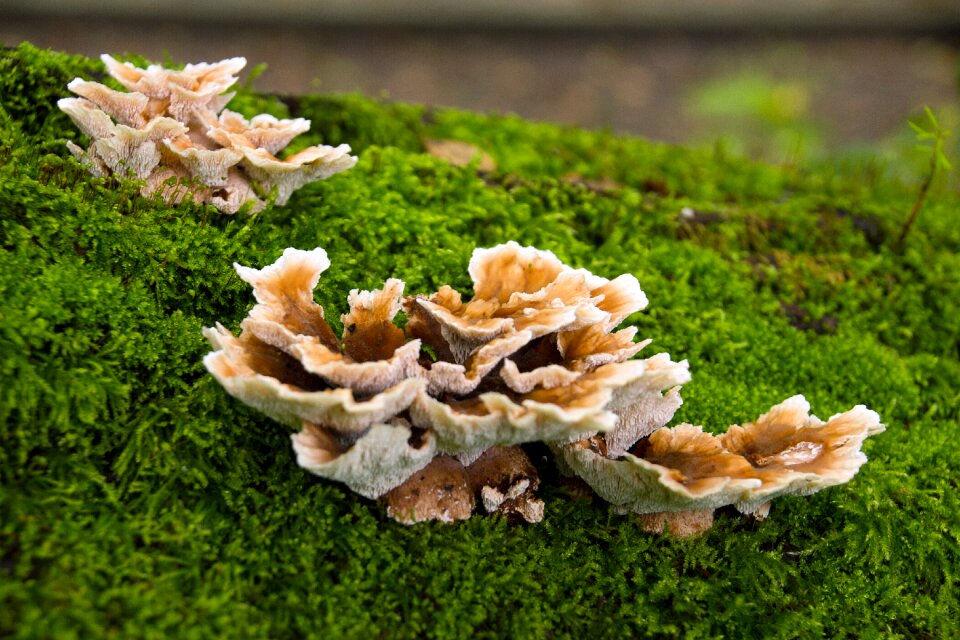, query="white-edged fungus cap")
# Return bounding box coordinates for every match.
[562,395,884,523]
